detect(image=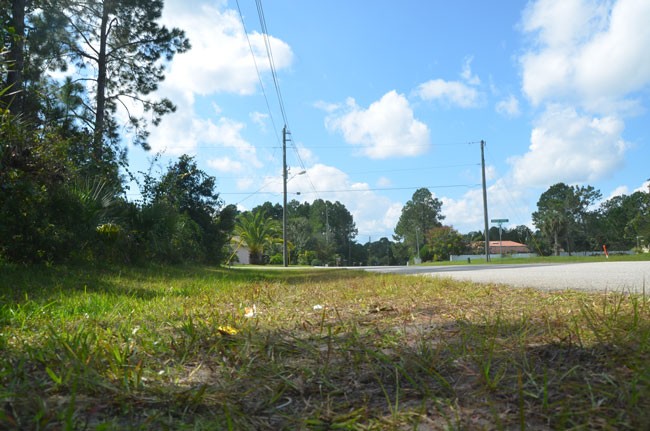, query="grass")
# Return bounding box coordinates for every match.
[1,263,650,429]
